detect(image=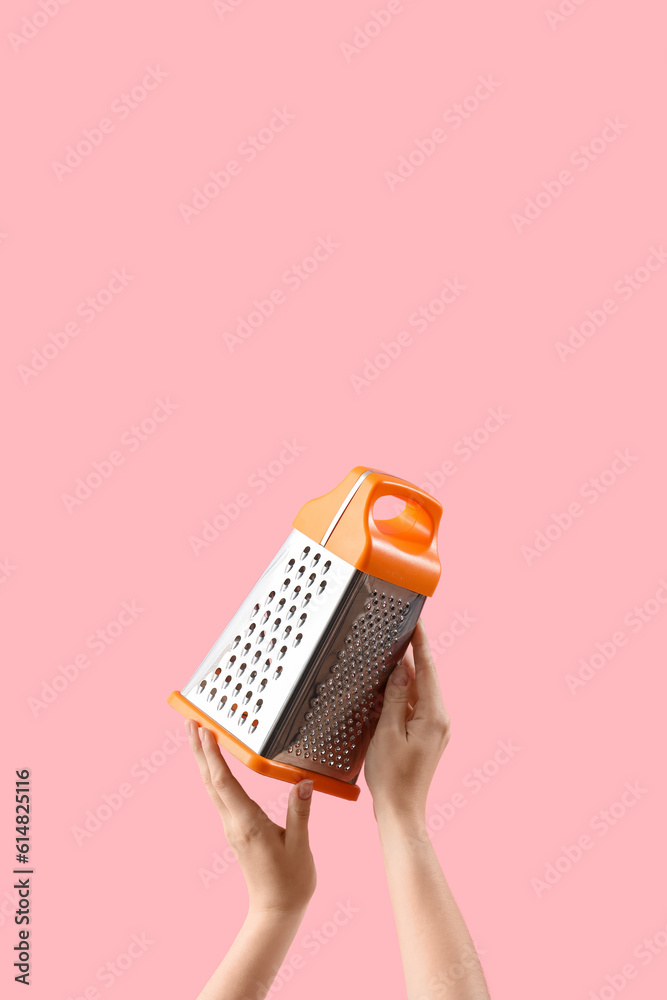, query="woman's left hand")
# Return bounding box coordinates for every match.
[186,720,317,917]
